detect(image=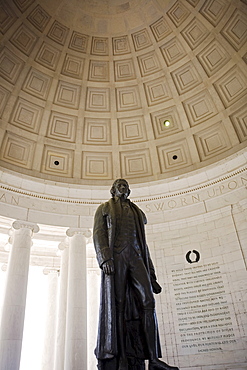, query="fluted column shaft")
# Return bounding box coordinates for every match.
[64,228,90,370]
[54,242,69,370]
[0,220,39,370]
